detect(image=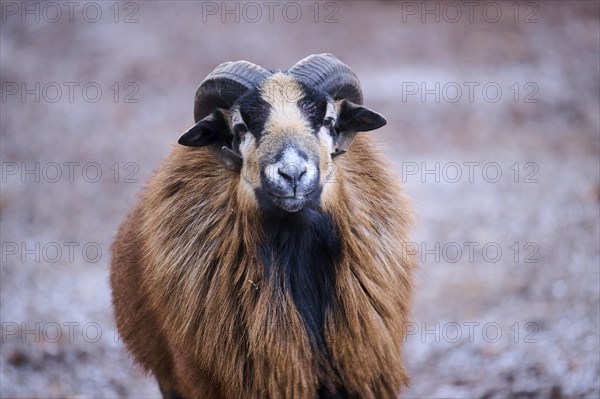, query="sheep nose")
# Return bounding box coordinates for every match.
[278,163,307,182]
[263,147,319,199]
